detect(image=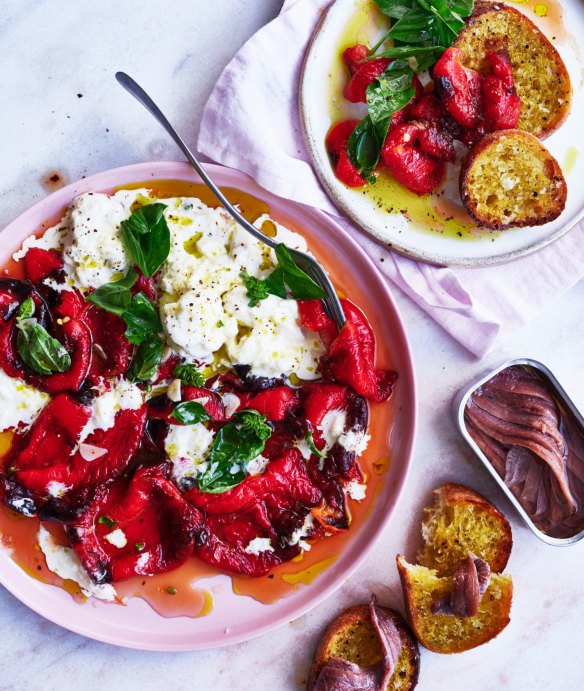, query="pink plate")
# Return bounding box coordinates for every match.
[0,161,416,651]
